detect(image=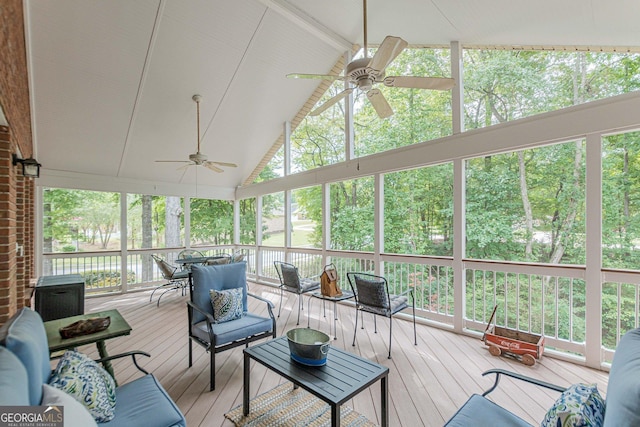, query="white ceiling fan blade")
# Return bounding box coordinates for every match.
[287,73,345,81]
[366,88,393,119]
[155,160,190,163]
[210,161,237,168]
[309,88,354,116]
[383,76,455,90]
[204,162,224,173]
[366,36,408,74]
